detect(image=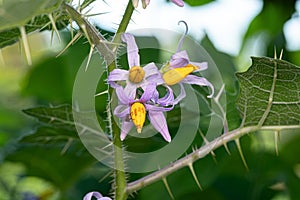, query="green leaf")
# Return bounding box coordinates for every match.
[23,105,76,131]
[0,0,69,48]
[0,14,69,48]
[236,57,300,127]
[0,0,63,31]
[20,126,79,144]
[6,144,96,191]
